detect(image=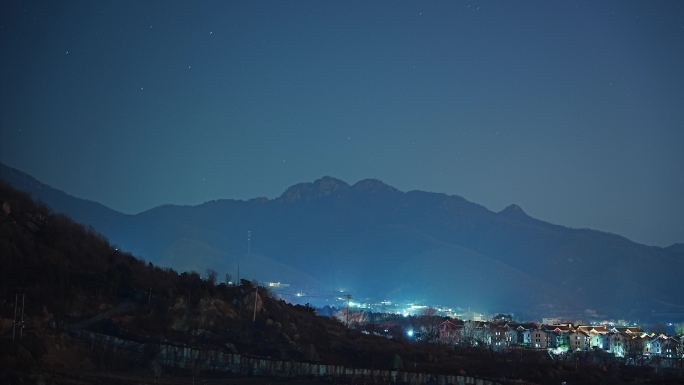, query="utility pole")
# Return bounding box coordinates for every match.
[247,230,251,257]
[20,294,25,338]
[252,285,259,323]
[343,294,352,326]
[12,293,26,341]
[238,230,251,285]
[12,293,18,342]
